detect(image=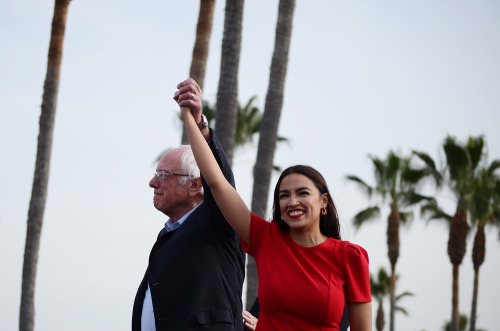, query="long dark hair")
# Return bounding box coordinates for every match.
[272,165,341,240]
